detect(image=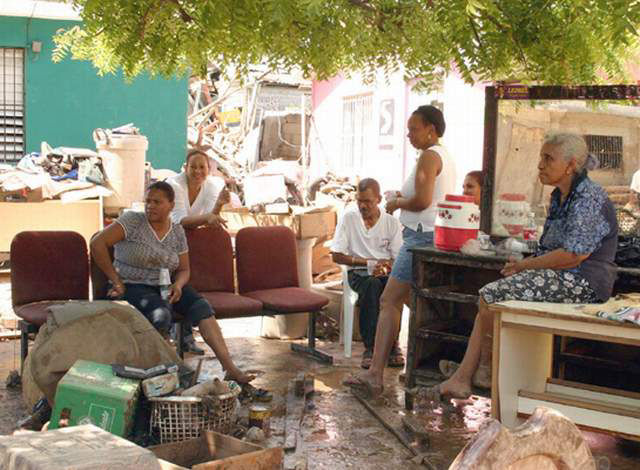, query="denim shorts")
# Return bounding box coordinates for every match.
[390,227,434,283]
